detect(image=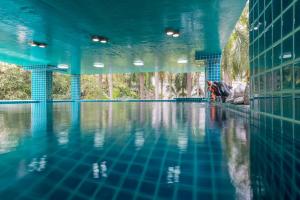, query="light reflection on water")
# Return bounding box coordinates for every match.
[0,102,286,199]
